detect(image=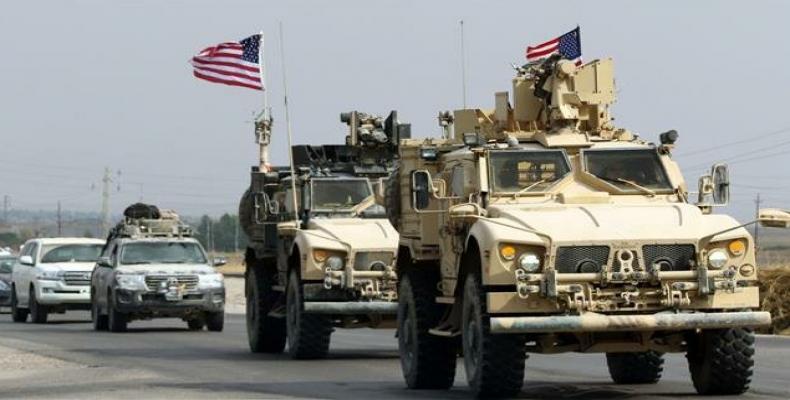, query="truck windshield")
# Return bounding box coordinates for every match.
[120,242,207,265]
[40,244,102,263]
[584,149,672,192]
[312,179,372,210]
[489,150,571,194]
